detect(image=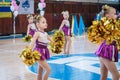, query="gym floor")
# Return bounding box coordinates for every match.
[0,33,119,80]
